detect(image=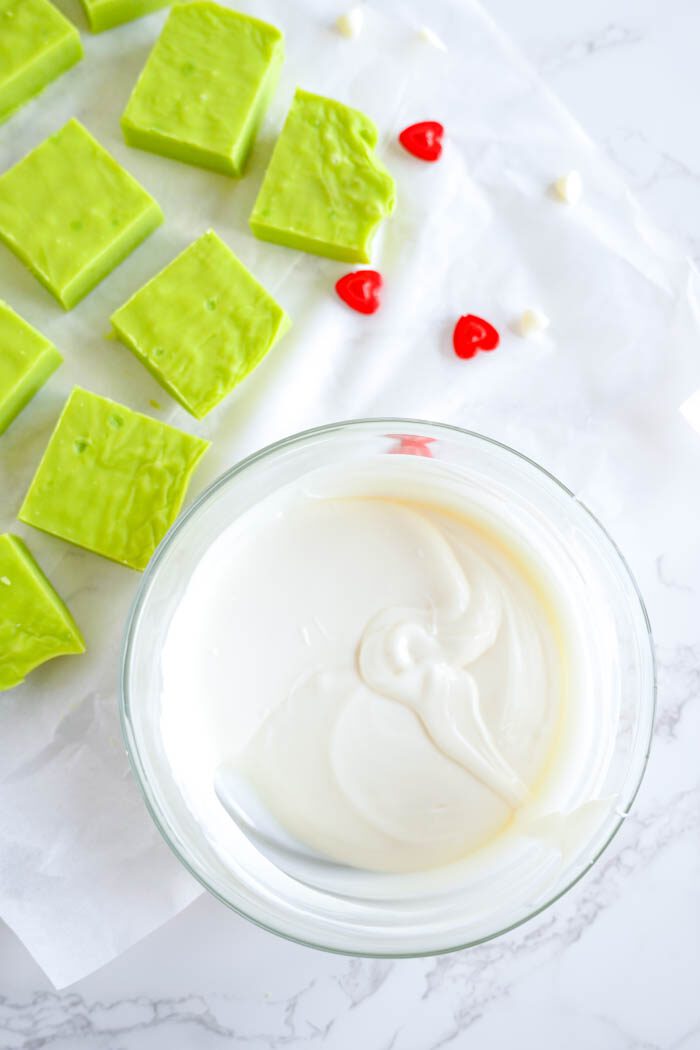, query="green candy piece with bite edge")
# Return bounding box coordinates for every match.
[111,230,291,420]
[0,301,62,435]
[121,2,284,176]
[0,119,163,310]
[79,0,169,33]
[19,387,210,571]
[0,0,82,125]
[250,88,396,263]
[0,533,85,692]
